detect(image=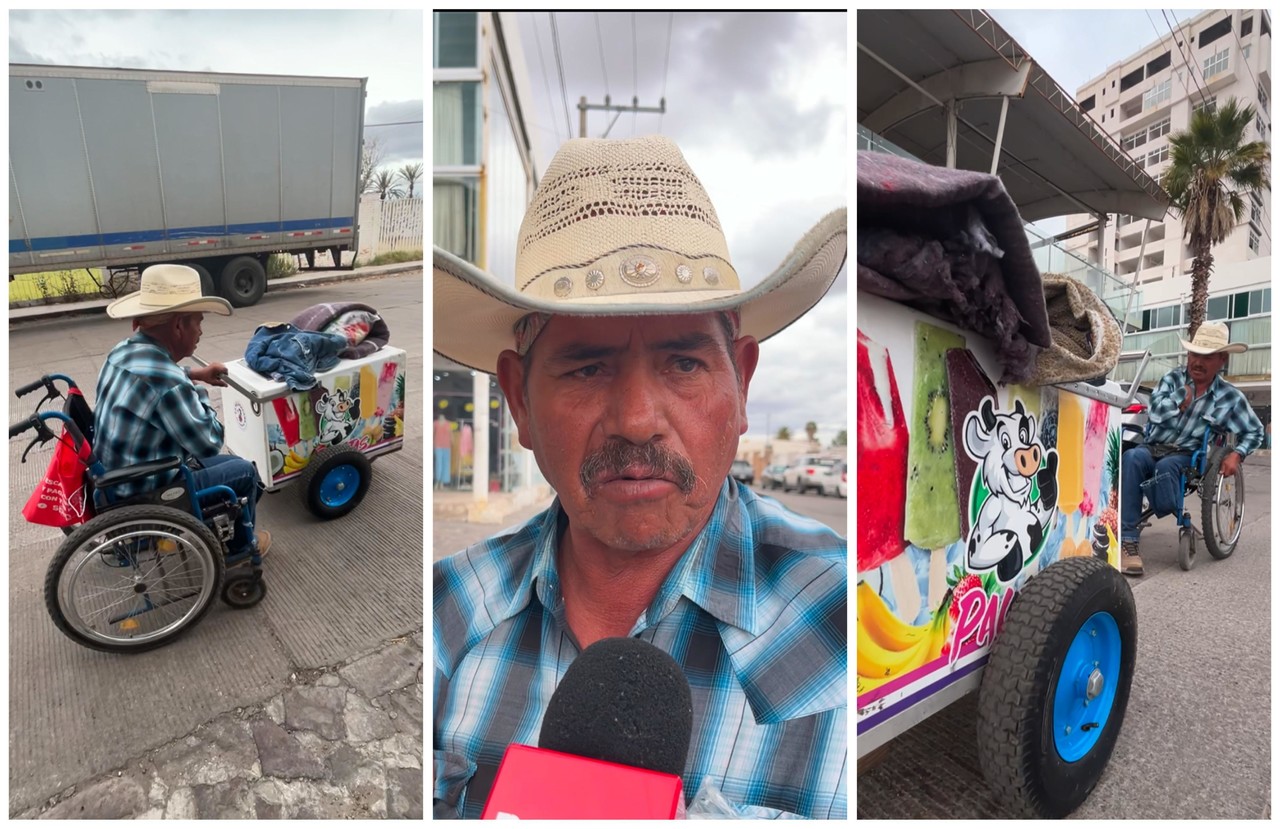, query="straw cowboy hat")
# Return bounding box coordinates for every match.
[106,263,233,319]
[433,135,847,374]
[1180,321,1247,355]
